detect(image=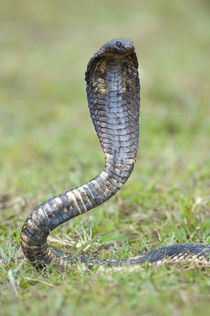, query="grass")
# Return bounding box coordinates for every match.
[0,0,210,315]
